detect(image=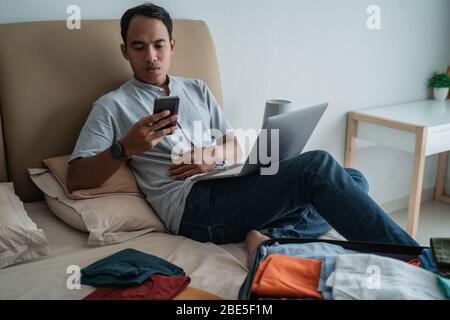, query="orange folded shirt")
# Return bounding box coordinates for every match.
[408,258,421,267]
[252,253,323,299]
[173,287,224,300]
